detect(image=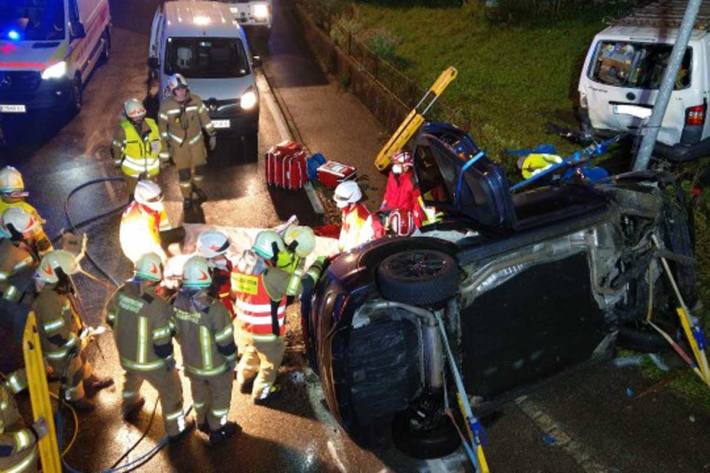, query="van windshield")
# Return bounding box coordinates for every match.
[165,37,250,79]
[0,0,65,41]
[589,41,692,90]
